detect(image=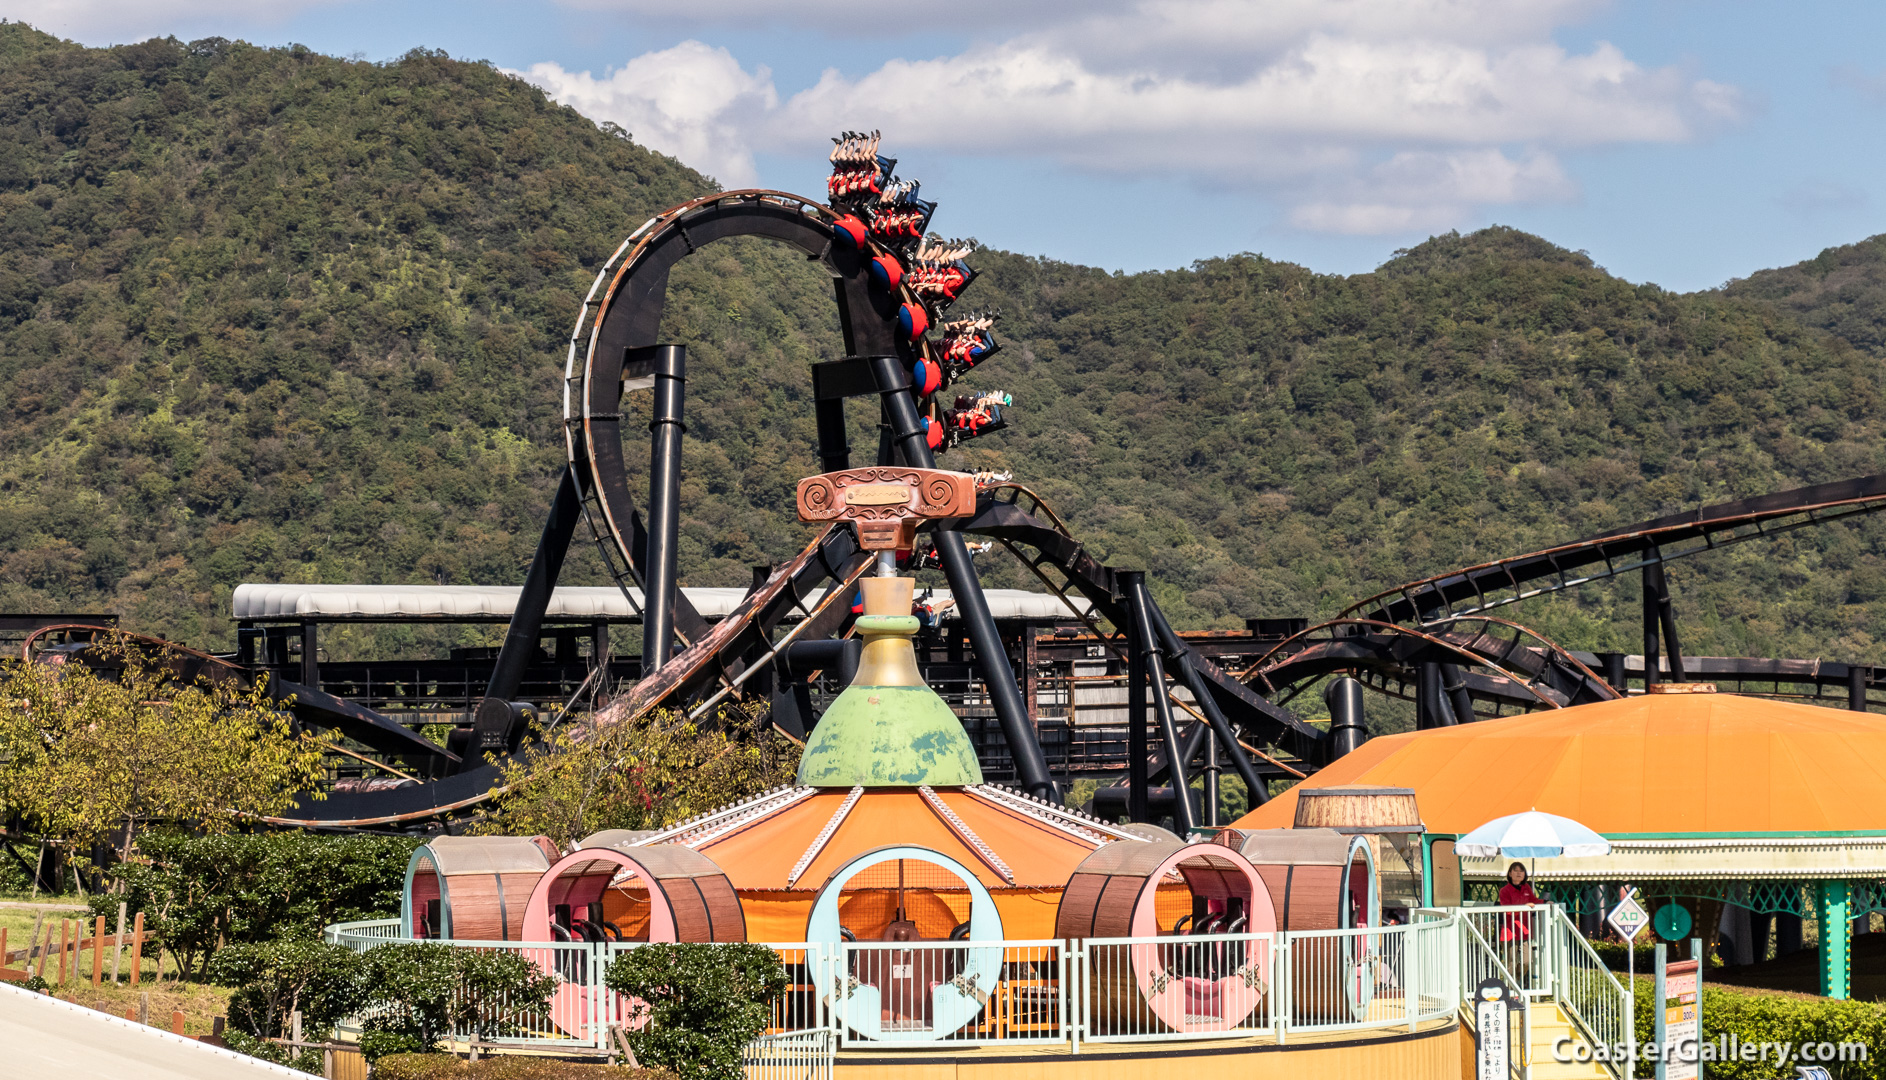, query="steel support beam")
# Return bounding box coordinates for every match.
[641,344,686,673]
[1124,572,1150,823]
[1126,574,1195,834]
[1851,665,1869,712]
[1417,660,1456,728]
[474,464,585,759]
[815,397,850,474]
[1151,604,1269,802]
[866,354,1056,801]
[1326,676,1368,757]
[1439,662,1475,724]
